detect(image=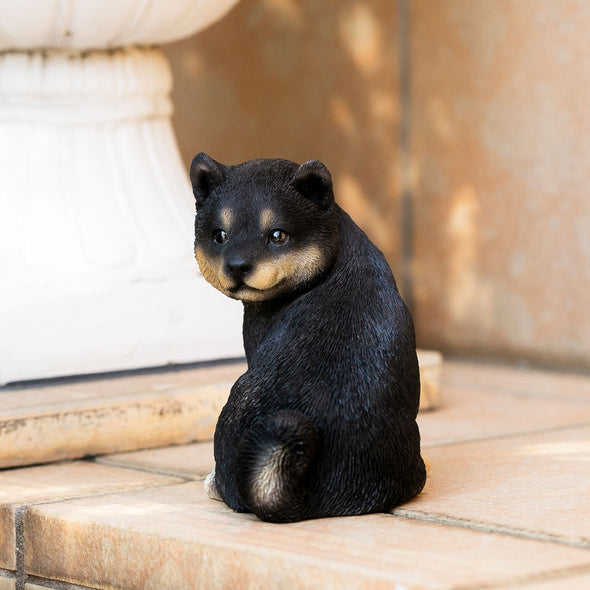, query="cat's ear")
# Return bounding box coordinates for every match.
[290,160,334,210]
[190,153,226,209]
